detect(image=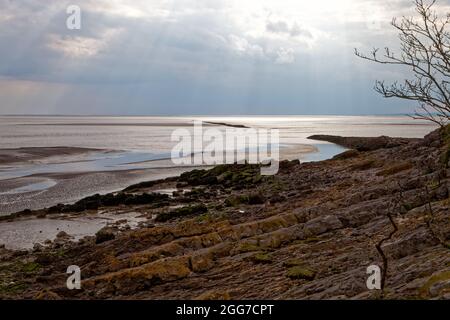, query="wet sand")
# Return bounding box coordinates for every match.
[0,166,202,215]
[0,145,205,214]
[0,143,324,215]
[0,146,101,165]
